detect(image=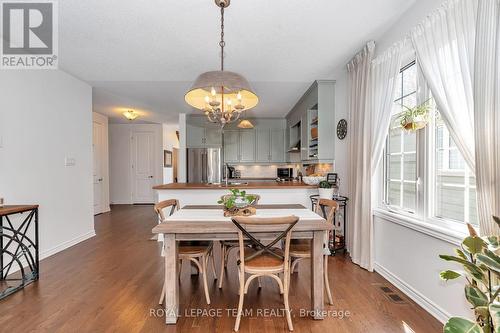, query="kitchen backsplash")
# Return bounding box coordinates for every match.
[232,163,334,178]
